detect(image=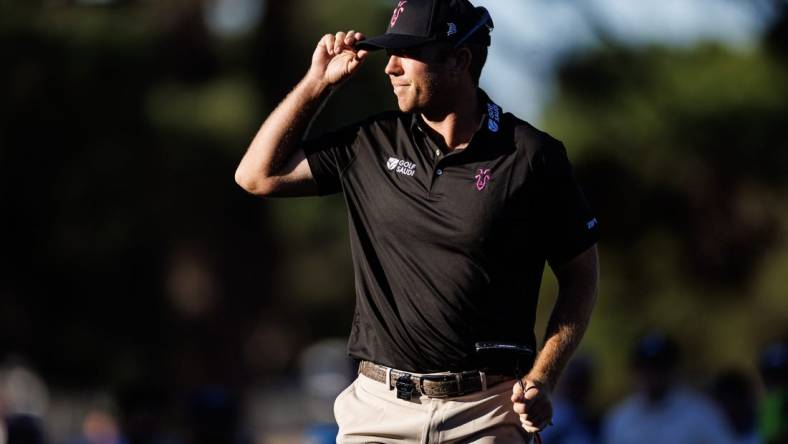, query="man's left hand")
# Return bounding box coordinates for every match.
[510,378,553,433]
